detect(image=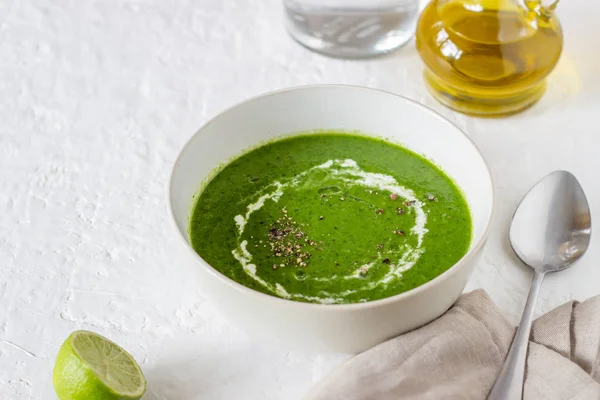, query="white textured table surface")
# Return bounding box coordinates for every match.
[1,0,599,399]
